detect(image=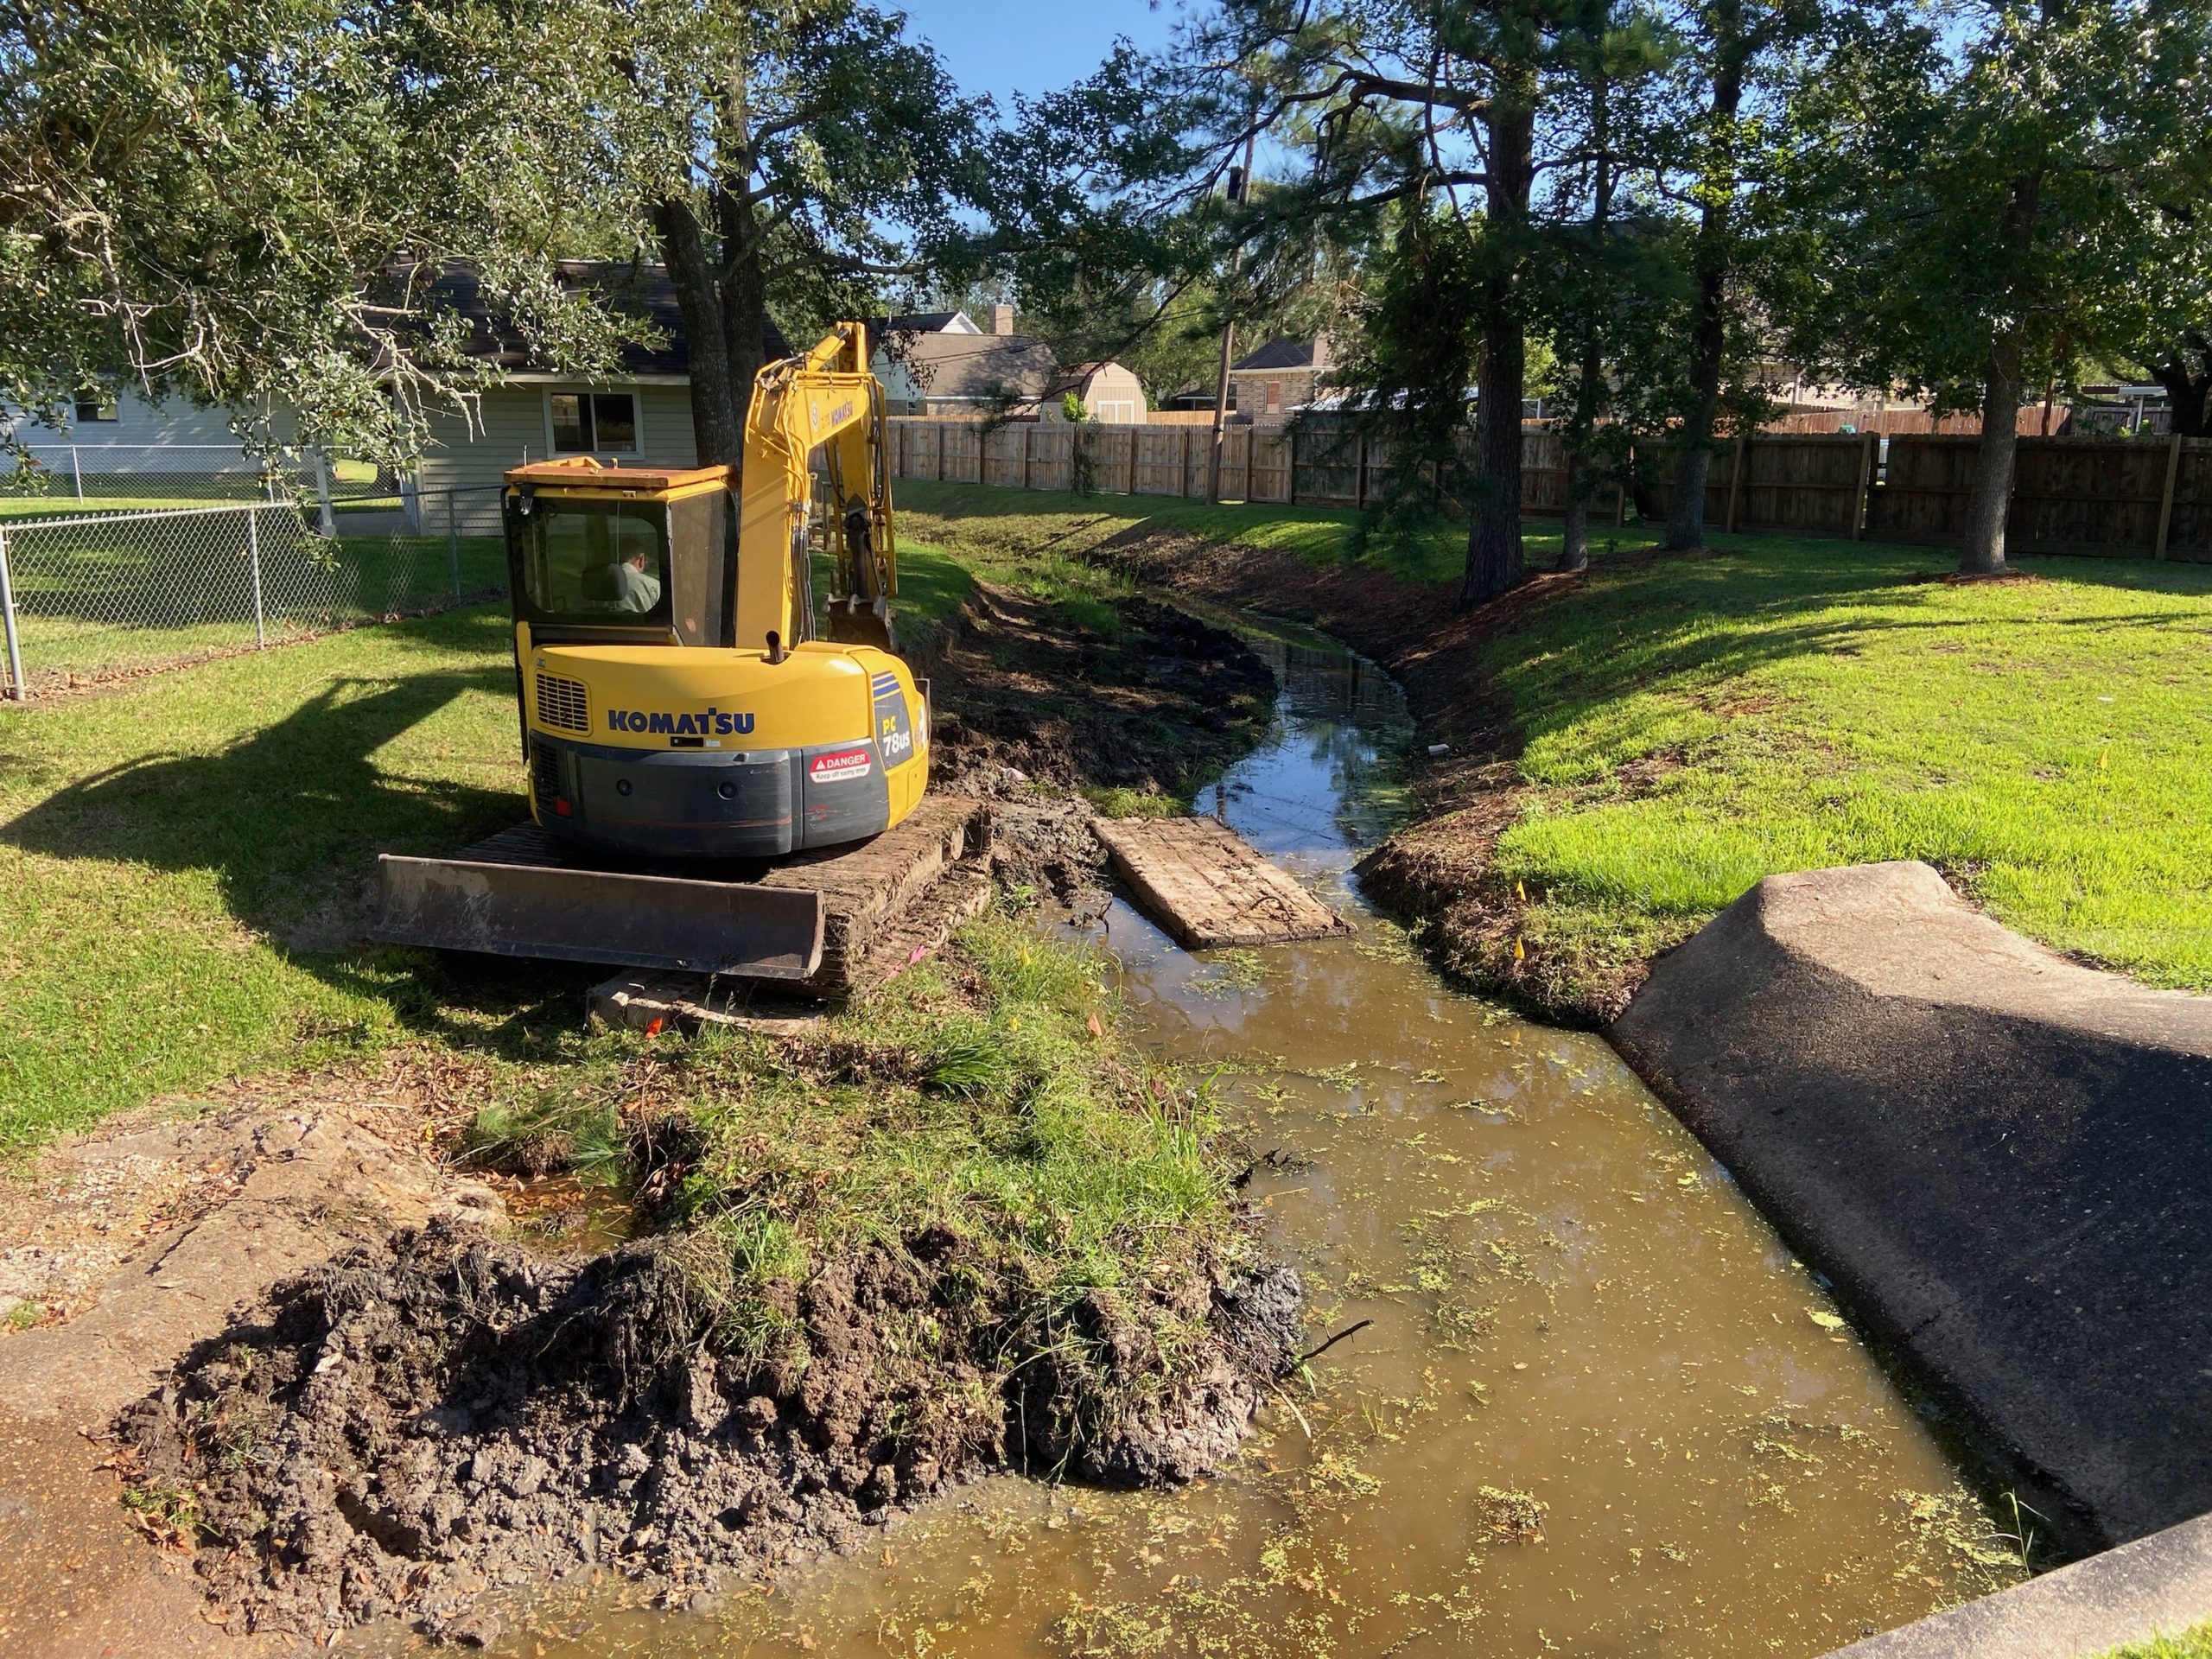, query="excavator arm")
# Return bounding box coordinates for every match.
[734,323,899,654]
